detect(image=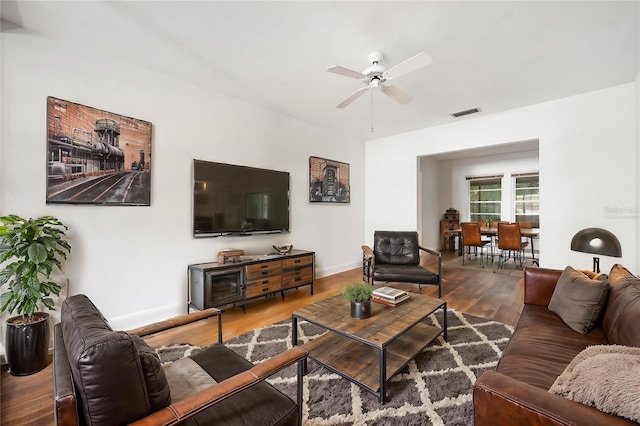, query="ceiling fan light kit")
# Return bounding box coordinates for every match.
[327,51,432,109]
